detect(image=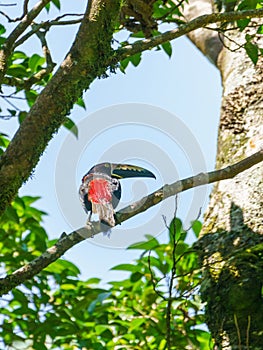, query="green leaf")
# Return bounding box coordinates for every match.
[191,220,202,238]
[60,283,78,290]
[86,277,101,285]
[257,24,263,34]
[129,318,145,331]
[159,339,167,350]
[25,89,39,107]
[130,31,145,38]
[22,196,41,206]
[7,64,28,78]
[18,111,28,124]
[0,37,5,47]
[13,196,25,210]
[0,134,9,148]
[52,0,61,10]
[28,54,45,72]
[128,236,160,250]
[130,271,143,282]
[169,217,185,242]
[95,324,113,335]
[4,206,19,224]
[0,24,6,35]
[7,109,16,117]
[45,259,80,276]
[12,51,28,61]
[75,97,86,110]
[175,241,188,255]
[244,41,258,65]
[237,18,250,31]
[63,117,78,138]
[130,53,142,67]
[161,41,172,57]
[111,263,137,272]
[45,3,50,12]
[237,0,258,10]
[119,58,129,73]
[12,289,29,304]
